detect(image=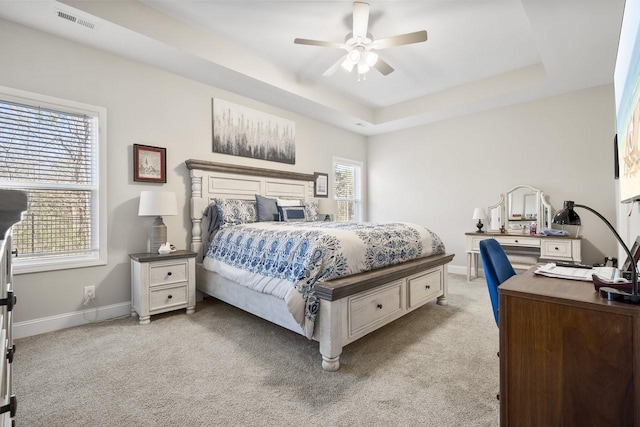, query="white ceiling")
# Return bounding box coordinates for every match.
[0,0,625,135]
